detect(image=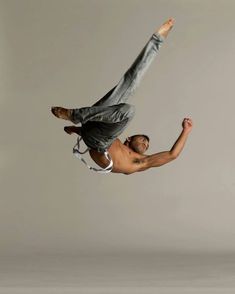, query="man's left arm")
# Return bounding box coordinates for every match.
[133,118,193,172]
